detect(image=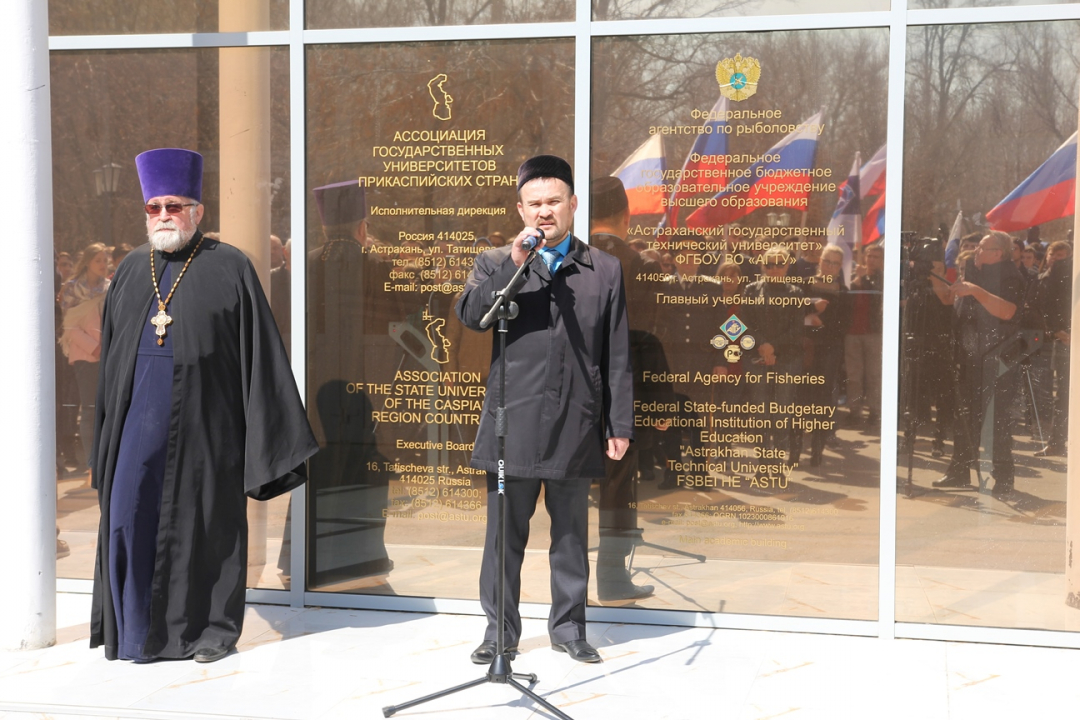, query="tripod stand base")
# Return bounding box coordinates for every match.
[381,654,572,719]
